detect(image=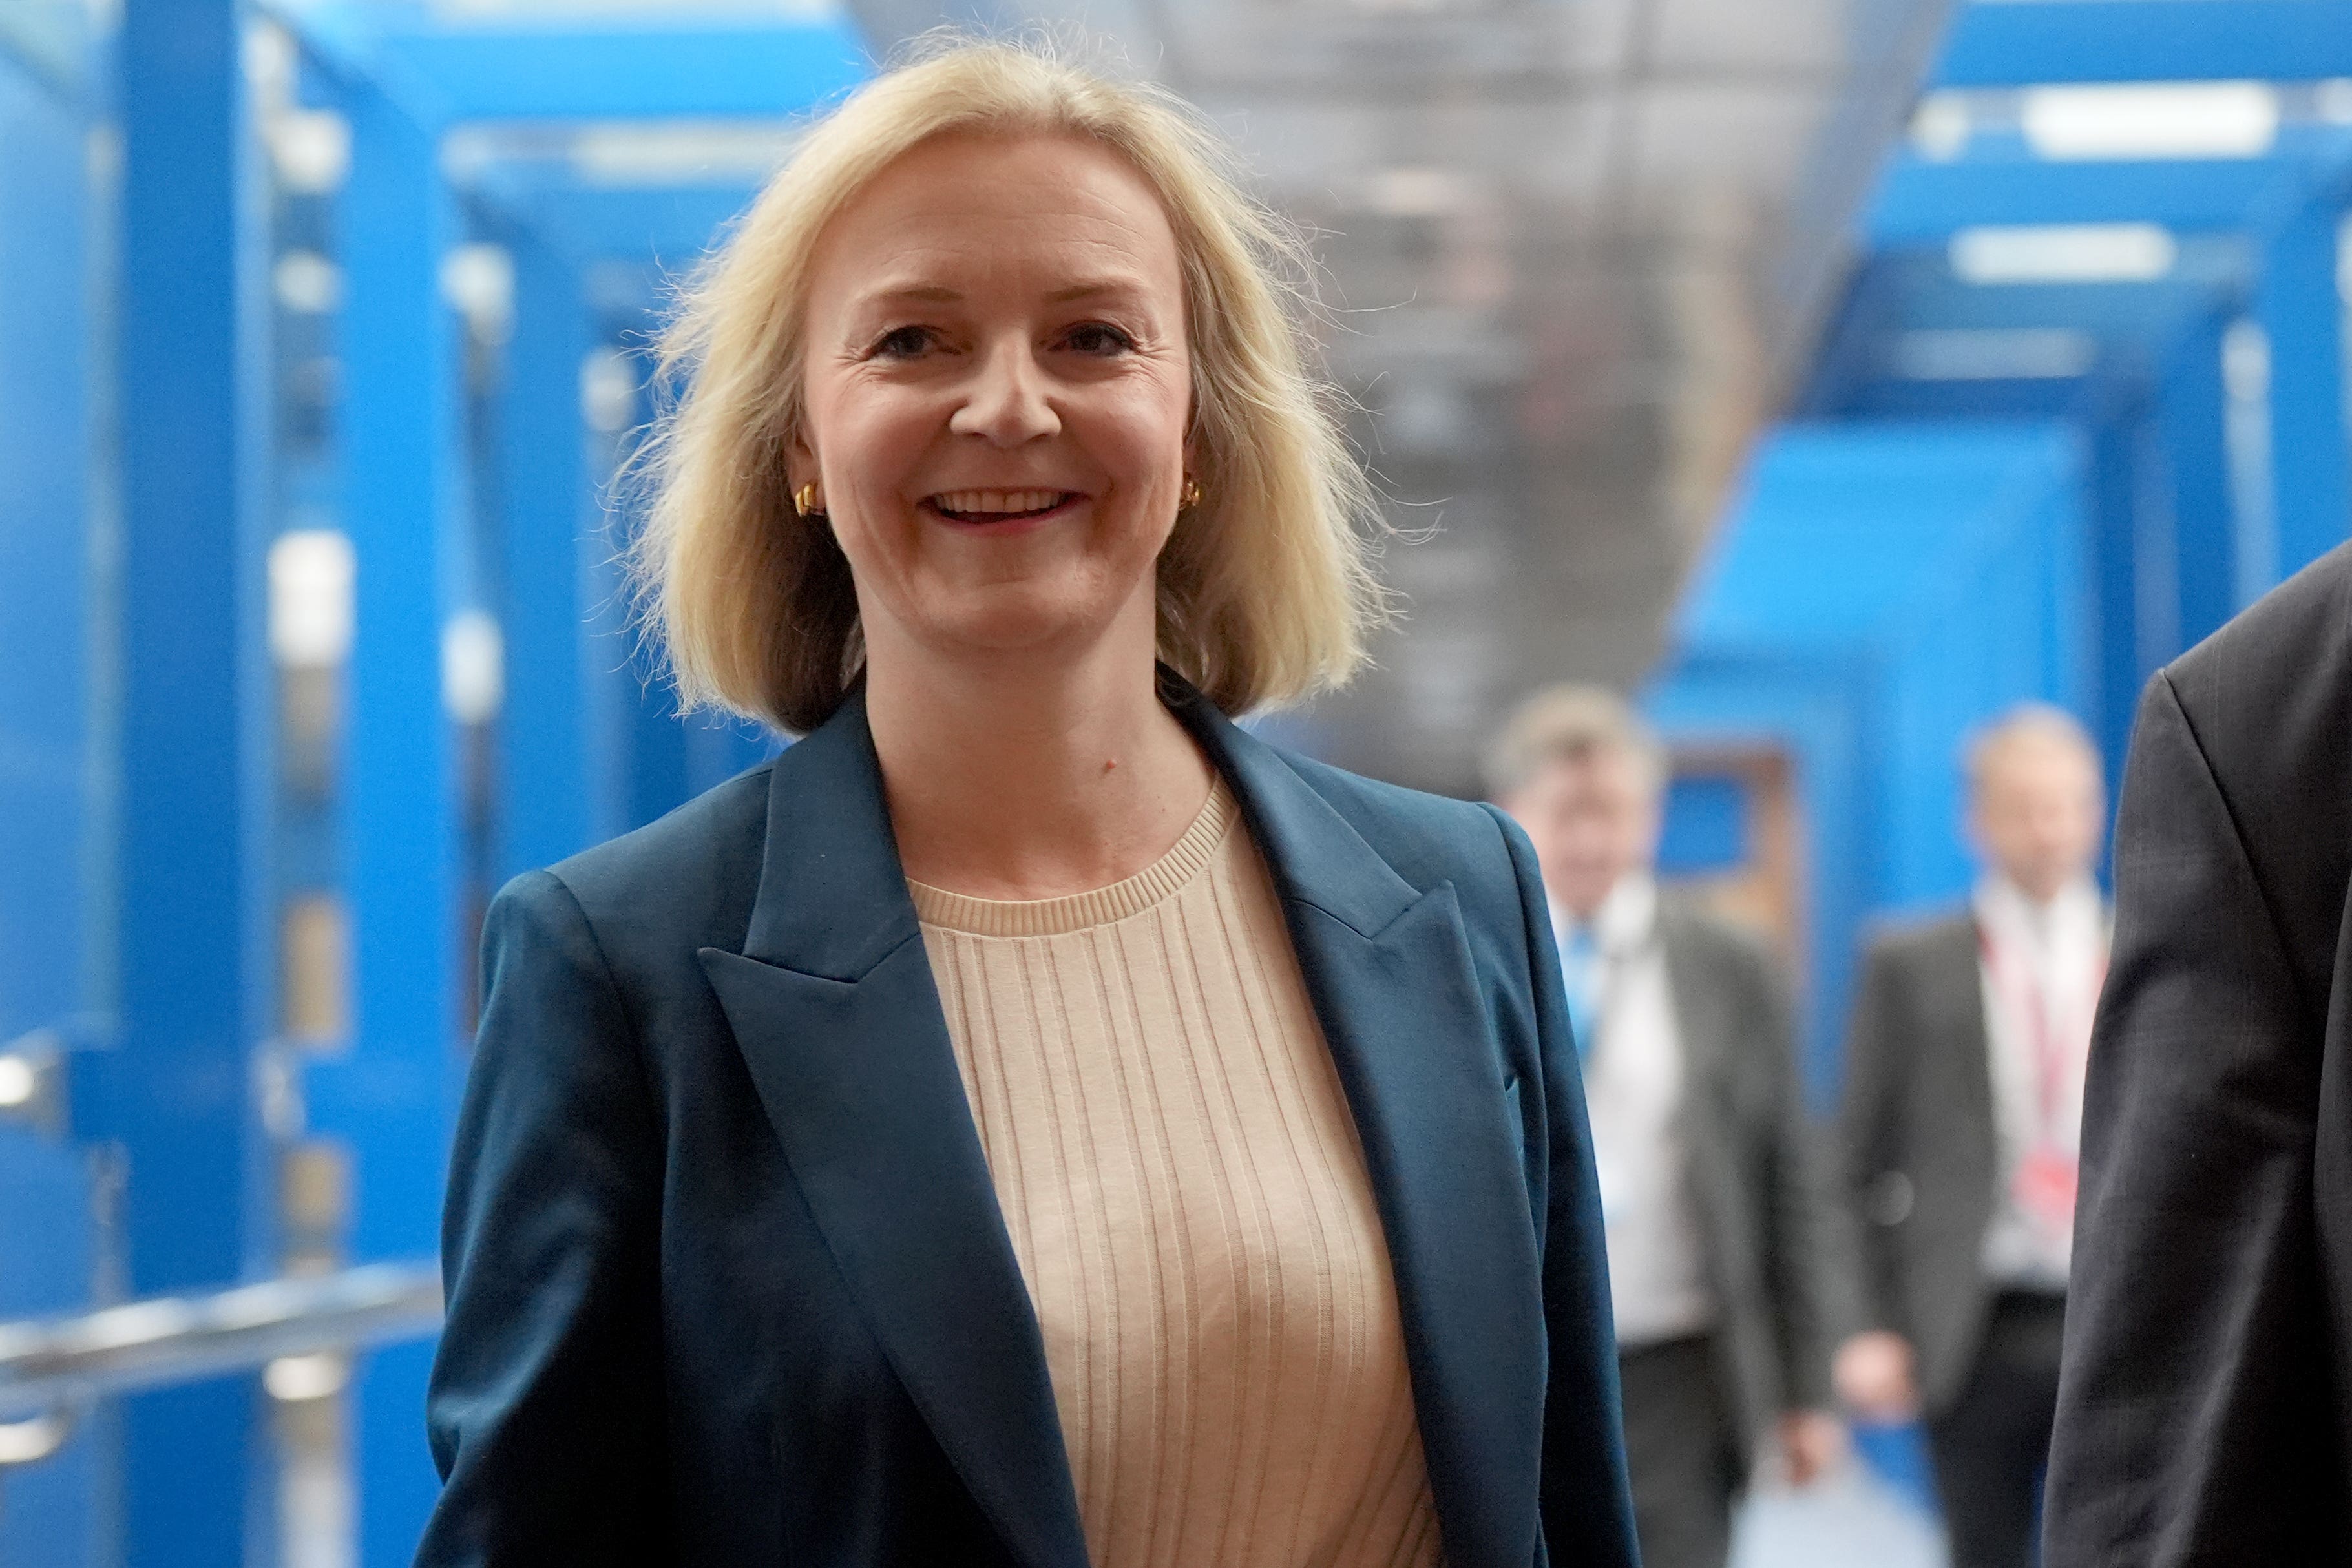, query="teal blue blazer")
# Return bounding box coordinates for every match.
[417,676,1637,1568]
